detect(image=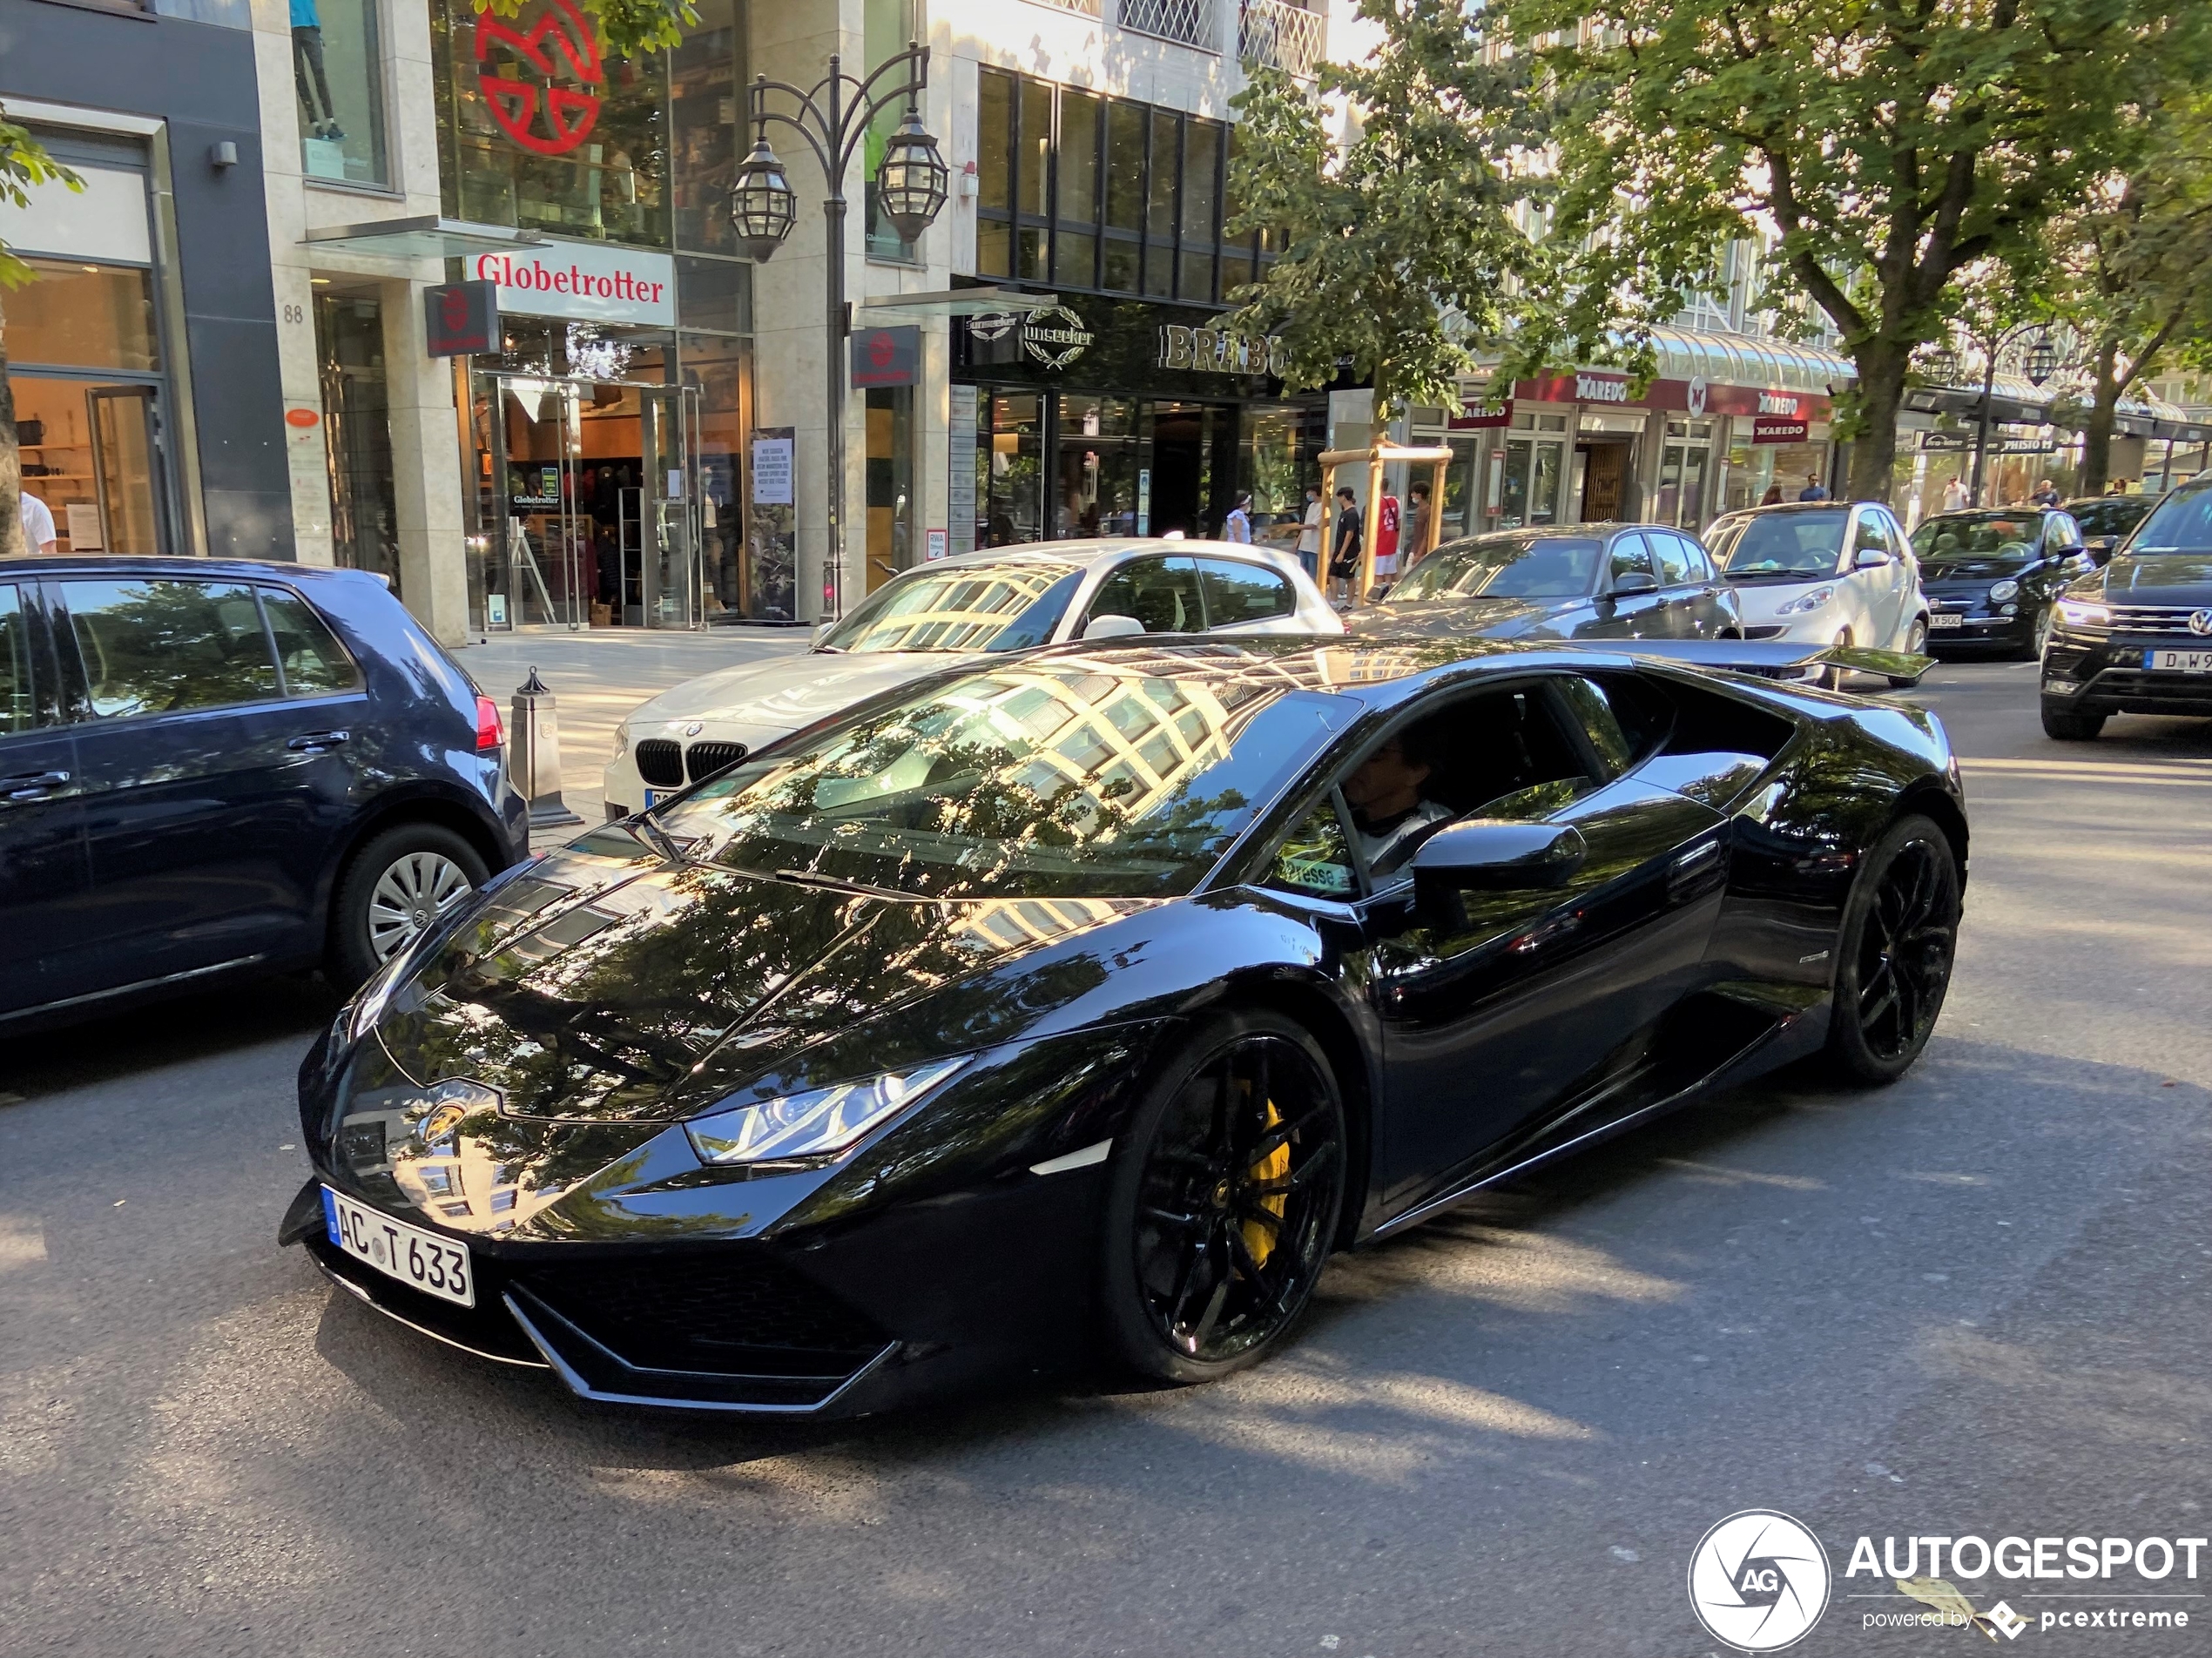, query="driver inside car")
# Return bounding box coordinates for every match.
[1342,730,1453,873]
